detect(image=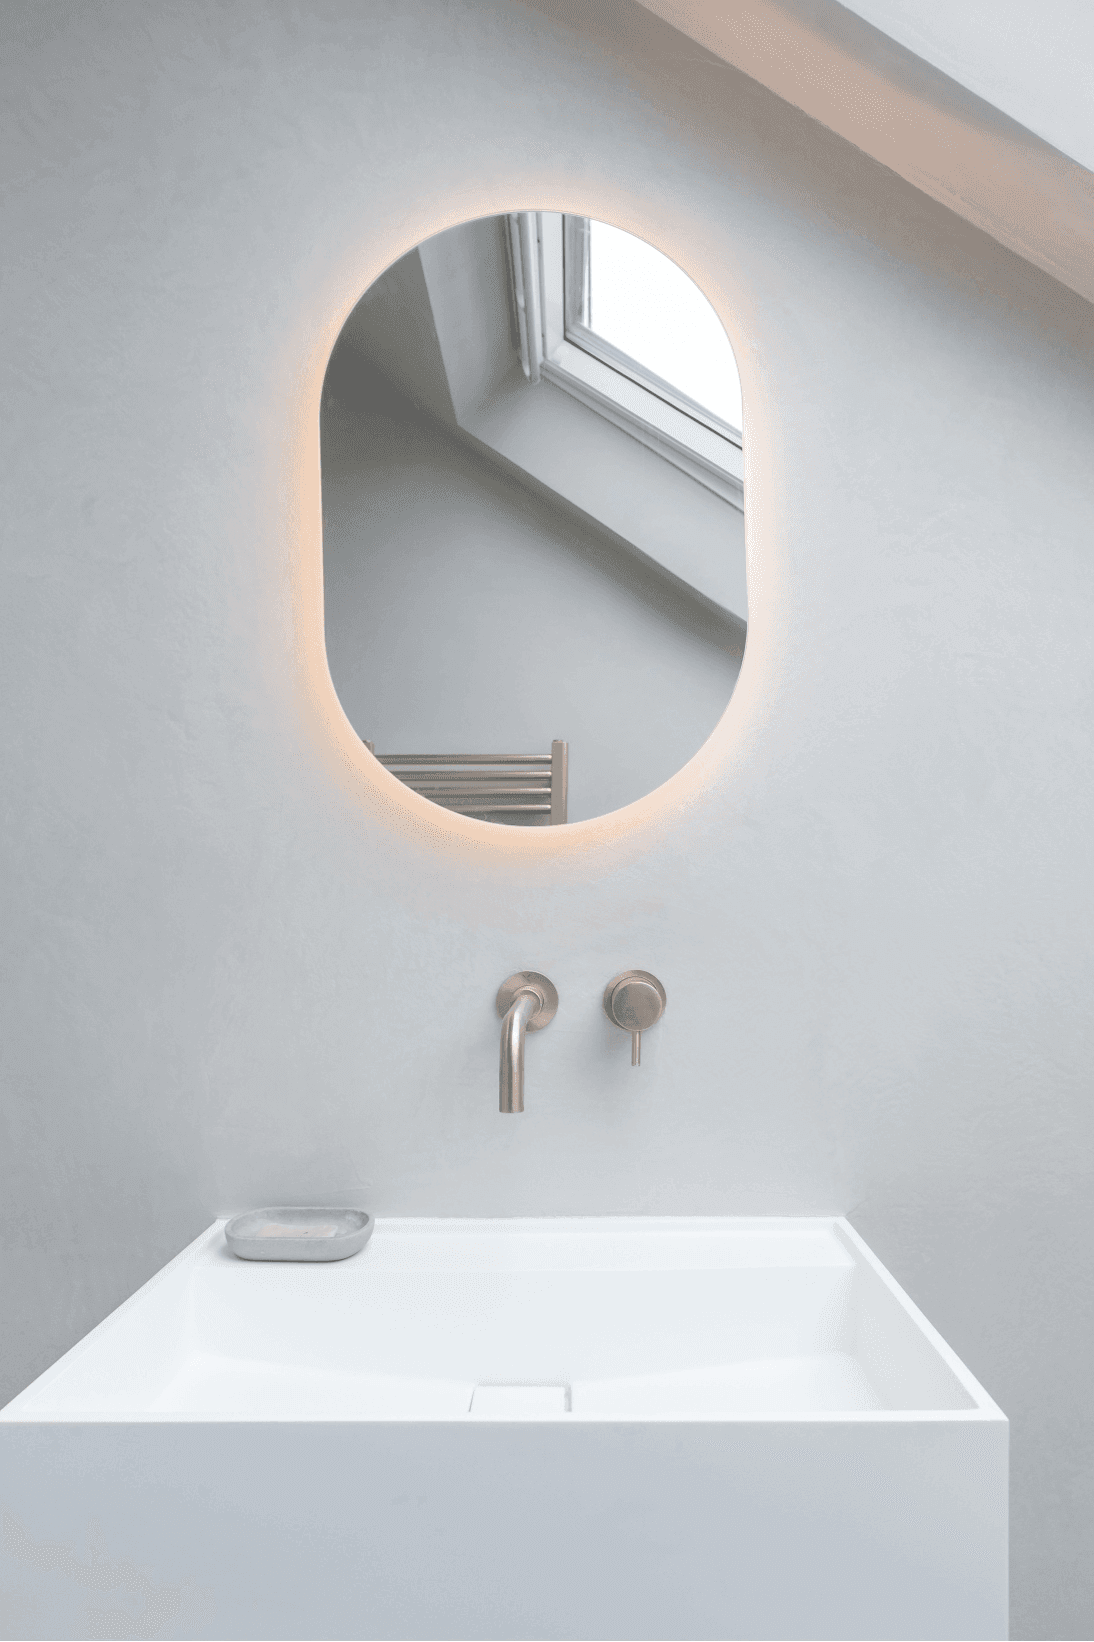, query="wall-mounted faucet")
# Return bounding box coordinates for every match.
[604,970,666,1064]
[496,972,558,1113]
